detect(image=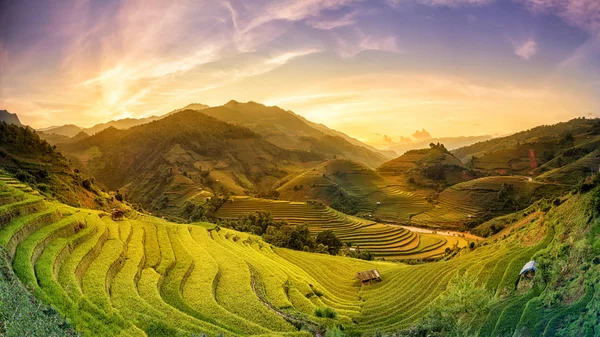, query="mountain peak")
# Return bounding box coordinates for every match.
[0,110,24,127]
